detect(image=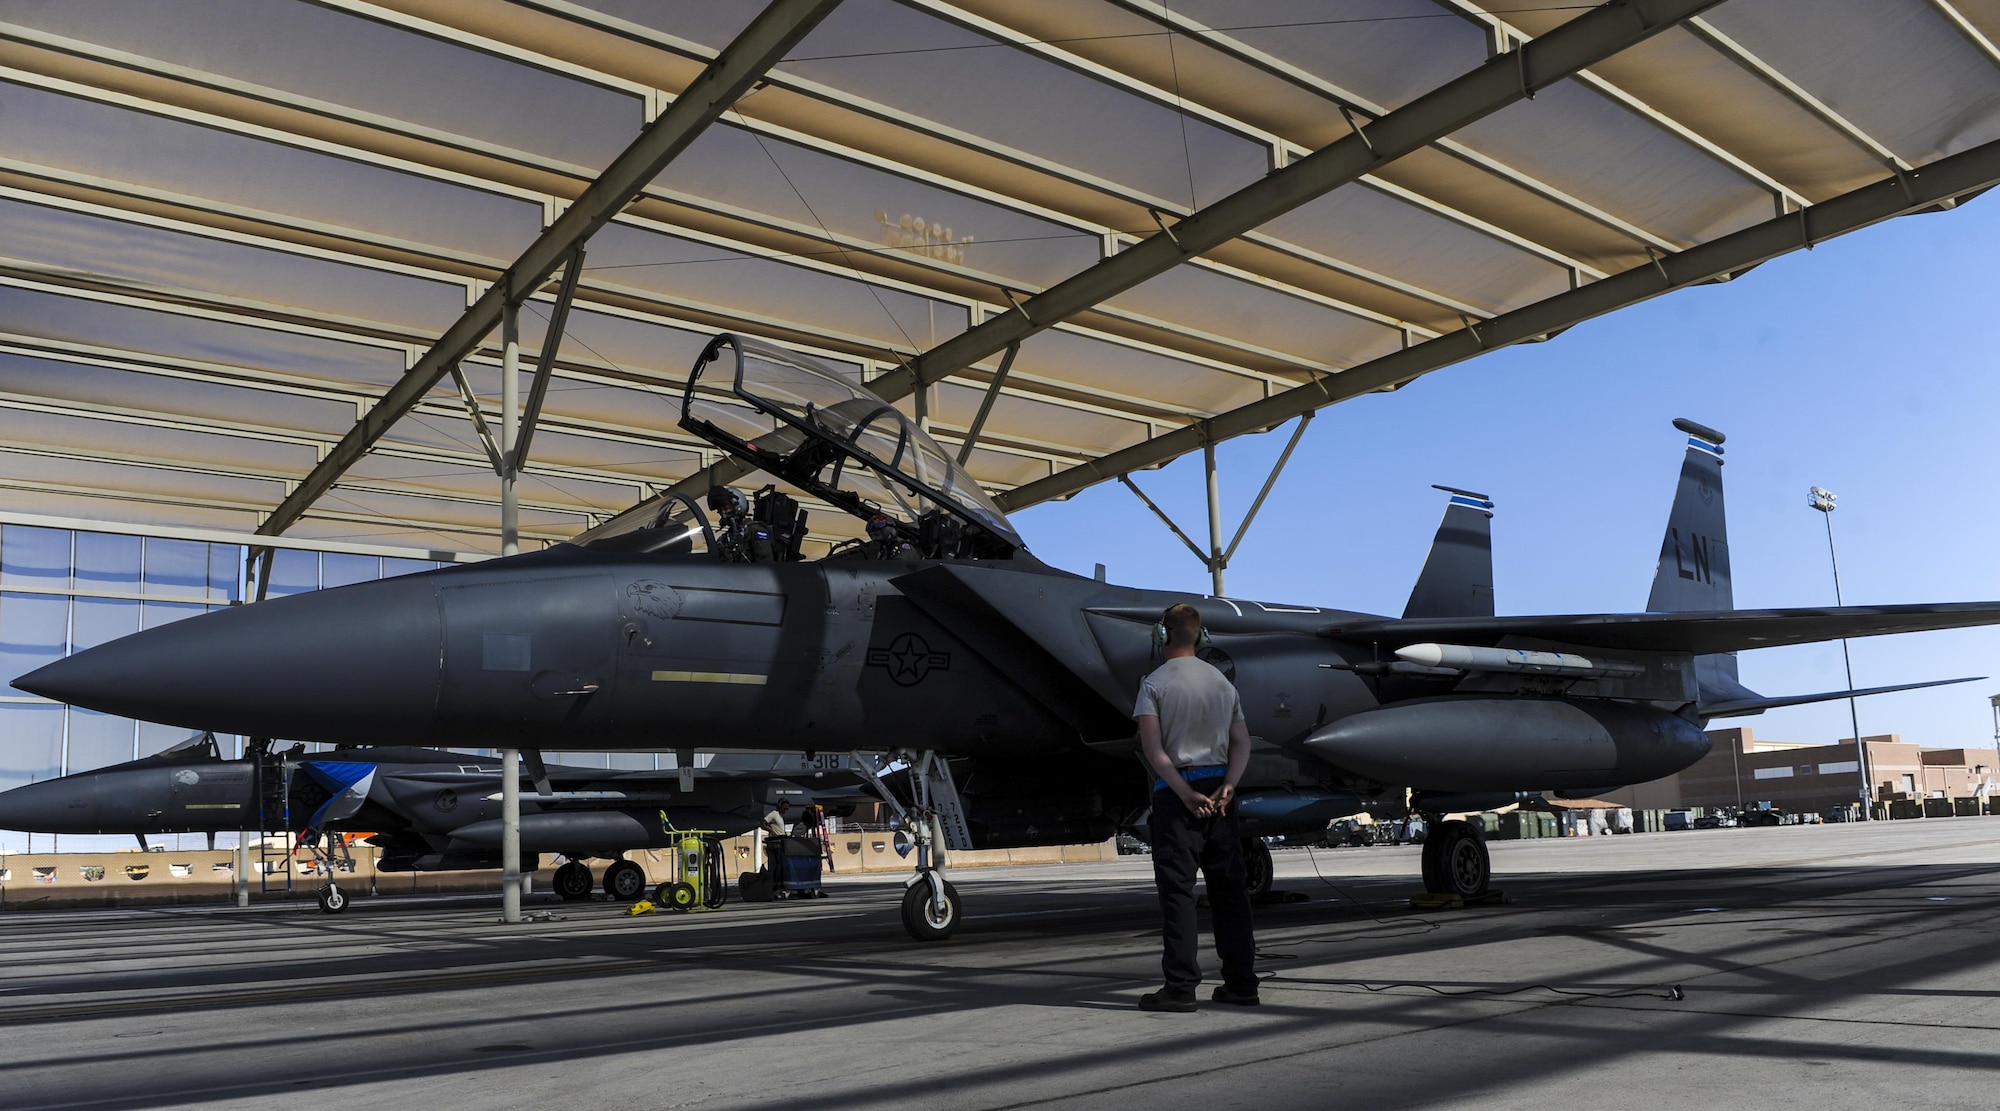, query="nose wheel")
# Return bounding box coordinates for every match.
[551,860,594,901]
[1420,819,1490,898]
[317,882,348,914]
